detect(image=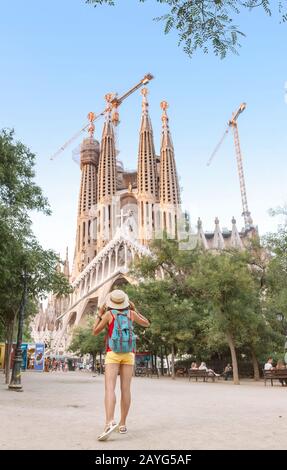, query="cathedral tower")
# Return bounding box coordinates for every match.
[74,114,100,277]
[63,246,70,279]
[137,88,158,242]
[97,96,117,248]
[159,101,180,238]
